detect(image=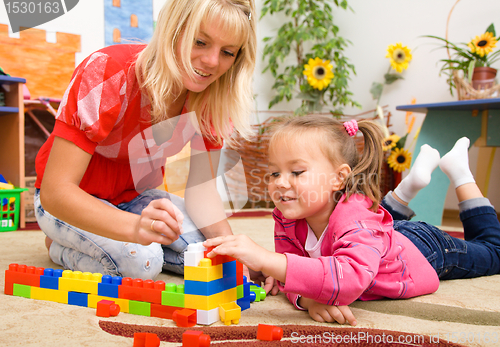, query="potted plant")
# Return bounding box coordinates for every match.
[425,23,500,96]
[260,0,360,115]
